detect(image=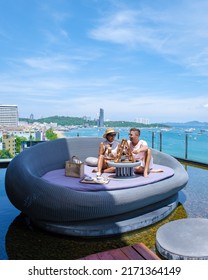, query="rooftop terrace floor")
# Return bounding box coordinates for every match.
[0,162,207,260]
